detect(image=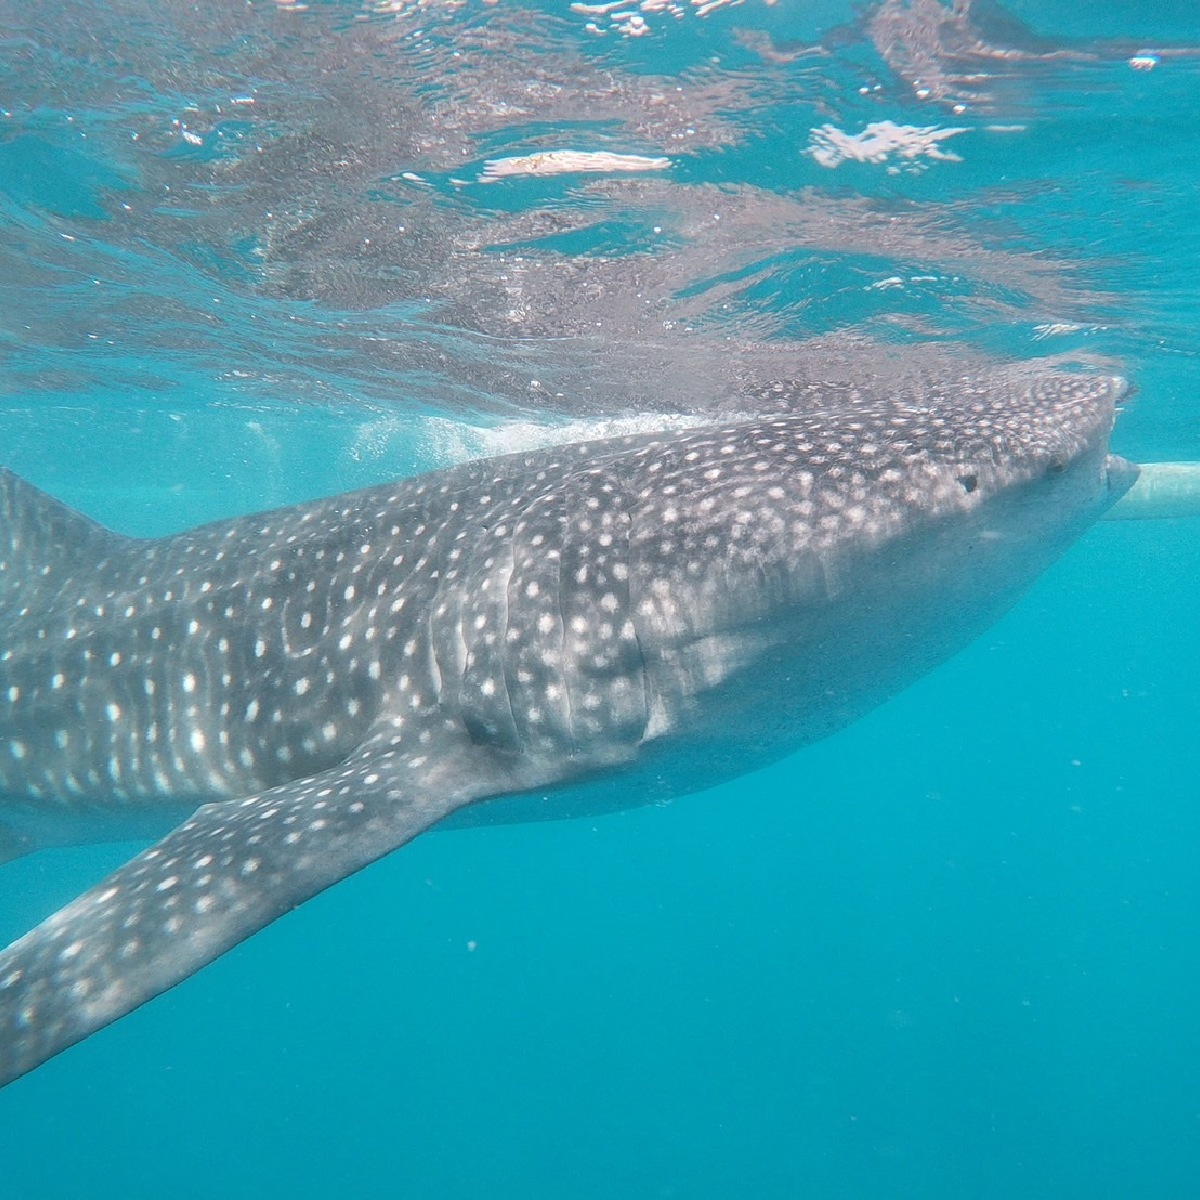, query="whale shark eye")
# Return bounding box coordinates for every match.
[956,473,978,494]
